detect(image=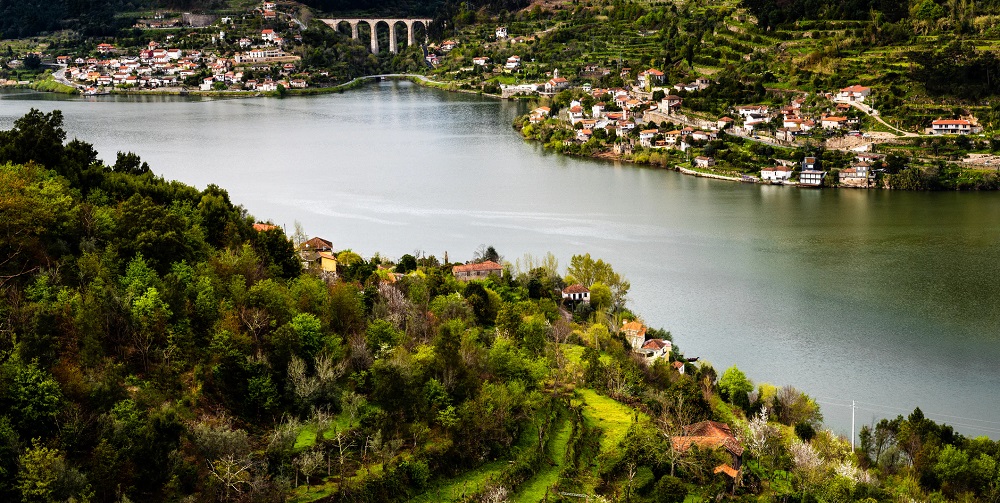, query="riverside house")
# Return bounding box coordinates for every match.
[761,166,793,182]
